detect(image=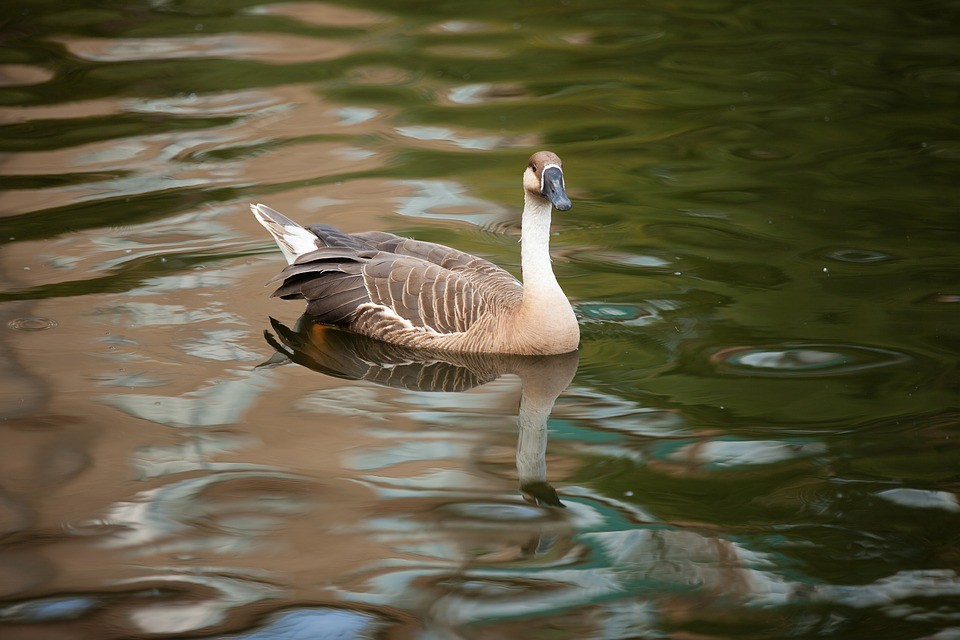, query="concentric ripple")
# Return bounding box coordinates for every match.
[7,317,58,331]
[709,343,911,377]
